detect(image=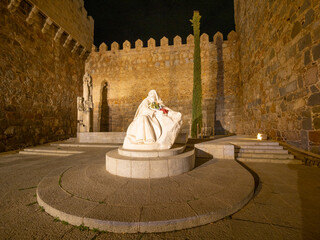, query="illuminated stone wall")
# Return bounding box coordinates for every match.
[235,0,320,153]
[0,0,93,152]
[85,32,240,135]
